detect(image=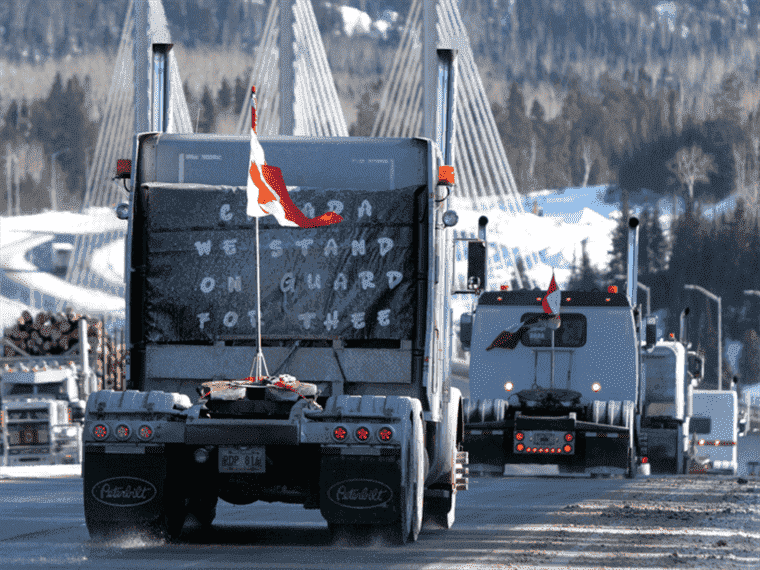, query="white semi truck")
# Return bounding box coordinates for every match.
[459,218,650,477]
[1,318,96,466]
[82,49,468,544]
